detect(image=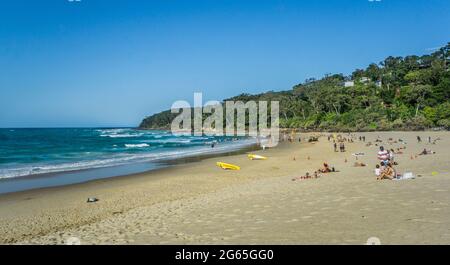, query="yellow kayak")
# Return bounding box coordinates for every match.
[248,154,267,160]
[216,162,241,170]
